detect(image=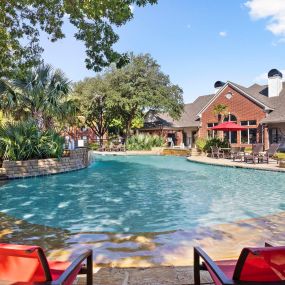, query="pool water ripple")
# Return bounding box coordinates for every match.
[0,155,285,233]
